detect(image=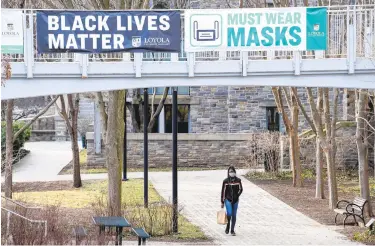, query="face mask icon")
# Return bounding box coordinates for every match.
[193,20,220,41]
